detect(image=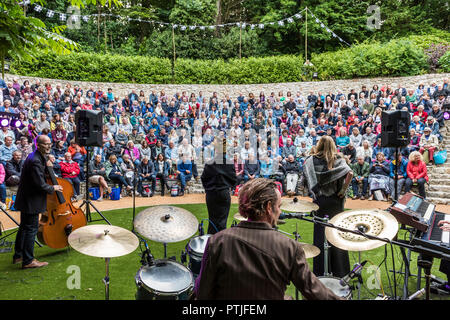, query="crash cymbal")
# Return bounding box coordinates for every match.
[281,198,319,213]
[325,209,398,252]
[68,225,139,258]
[134,206,198,243]
[298,242,321,259]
